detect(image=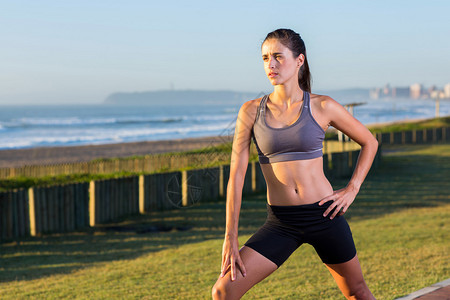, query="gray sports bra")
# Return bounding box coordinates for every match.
[251,91,325,164]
